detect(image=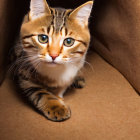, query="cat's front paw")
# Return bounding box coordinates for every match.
[72,77,85,89]
[47,104,71,122]
[39,100,71,122]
